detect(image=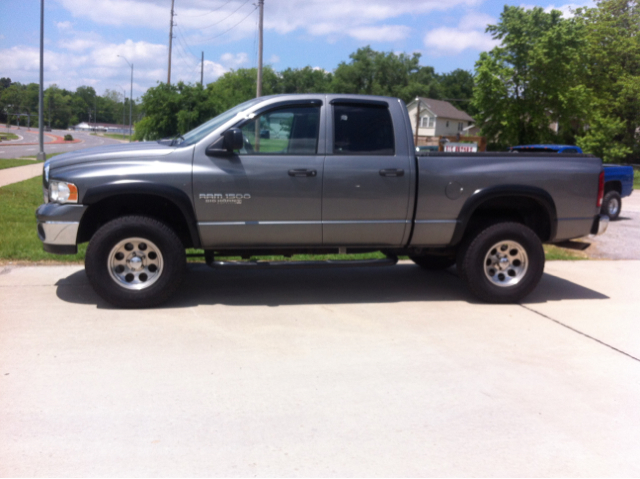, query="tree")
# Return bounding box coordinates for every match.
[473,6,590,150]
[331,46,440,103]
[278,66,332,94]
[575,0,640,161]
[437,69,475,115]
[206,67,280,113]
